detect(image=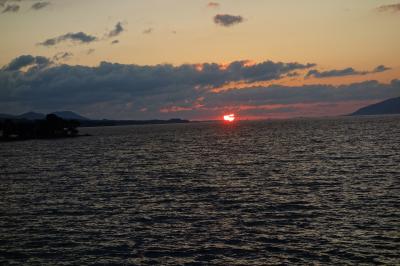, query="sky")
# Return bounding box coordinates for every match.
[0,0,400,120]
